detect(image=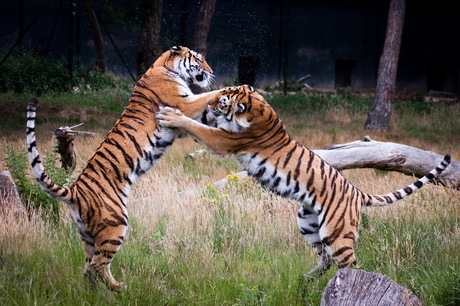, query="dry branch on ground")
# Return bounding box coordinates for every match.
[54,123,97,170]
